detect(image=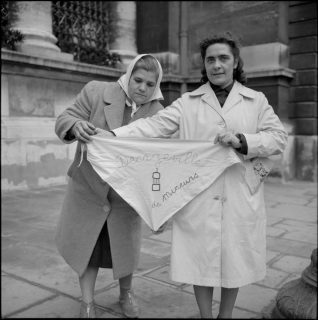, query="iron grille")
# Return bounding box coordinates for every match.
[52,1,120,67]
